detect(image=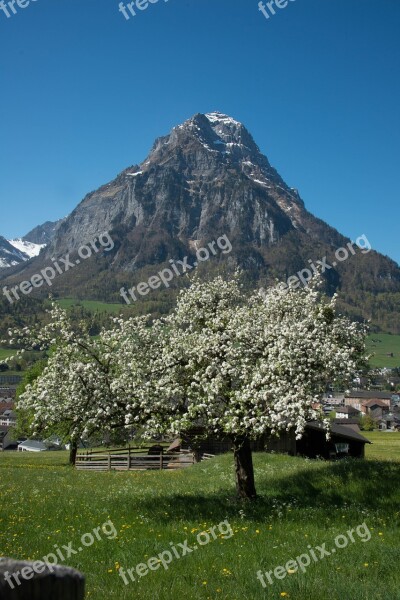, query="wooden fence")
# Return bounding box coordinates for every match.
[75,447,196,471]
[201,453,215,460]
